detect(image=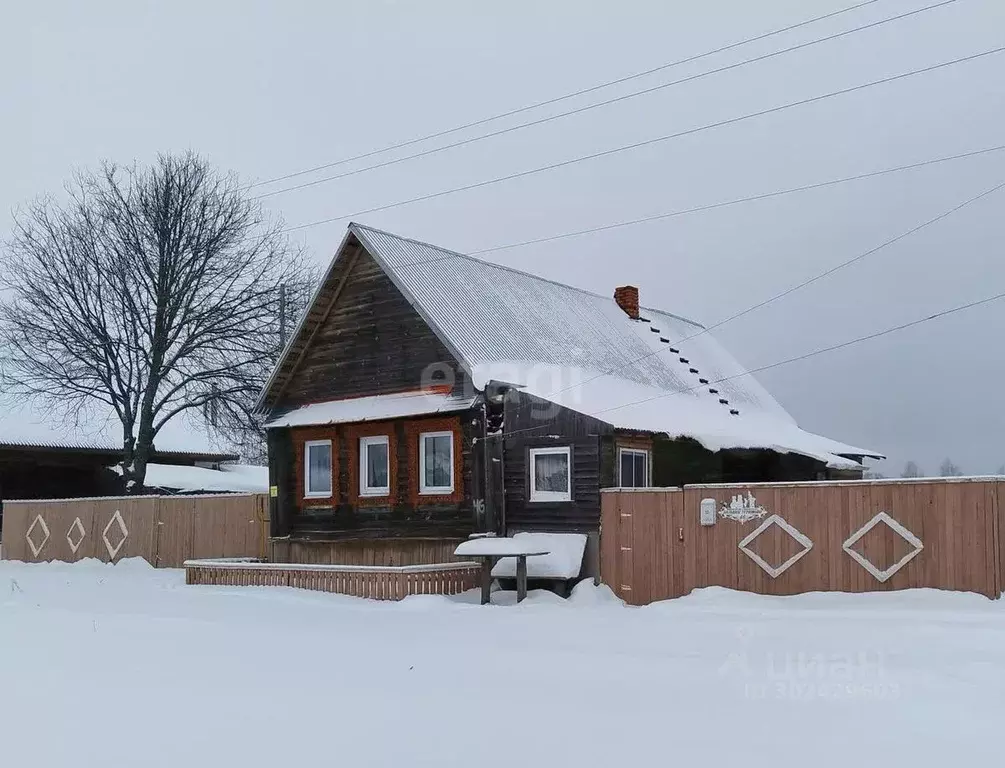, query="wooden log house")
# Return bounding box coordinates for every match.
[258,224,881,576]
